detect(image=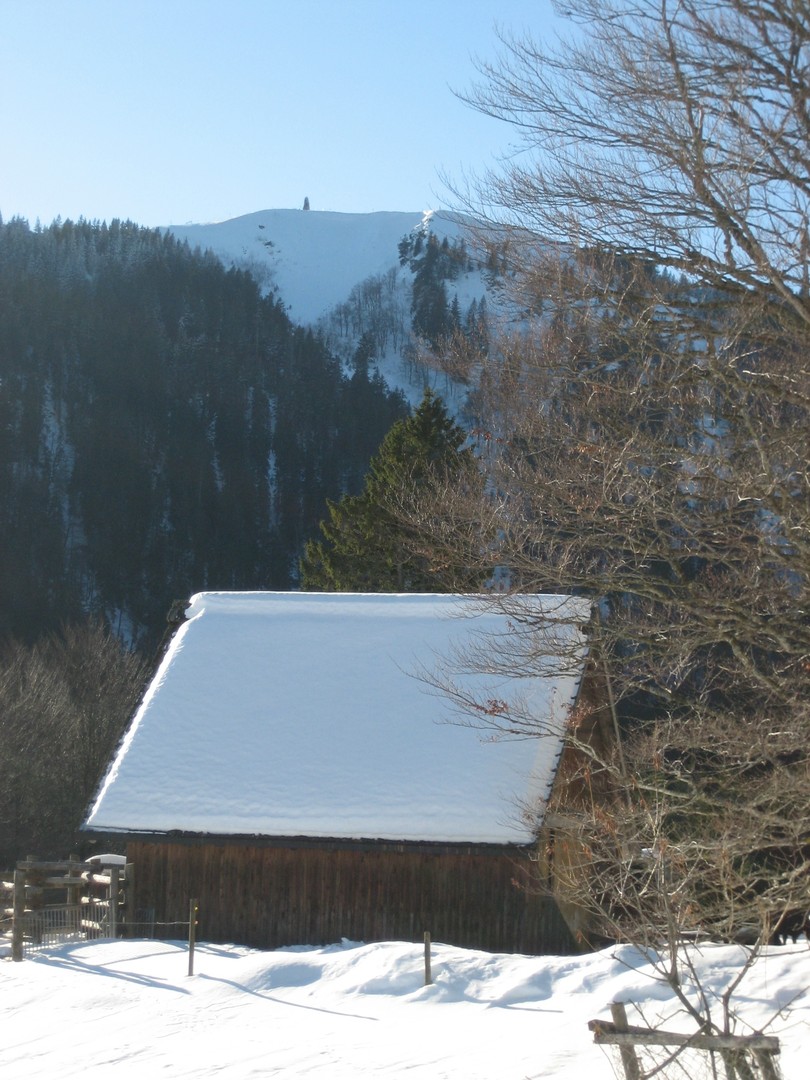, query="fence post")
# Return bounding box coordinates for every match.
[108,866,120,939]
[11,869,26,962]
[188,899,198,976]
[67,853,81,909]
[424,931,432,986]
[124,863,134,938]
[610,1002,642,1080]
[753,1048,782,1080]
